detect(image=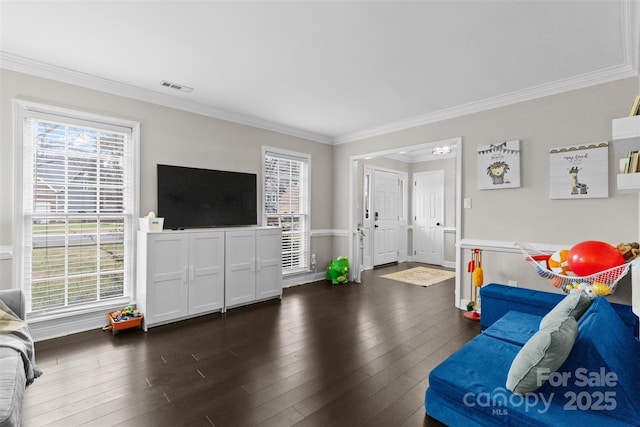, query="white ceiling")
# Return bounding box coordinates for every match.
[1,1,638,145]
